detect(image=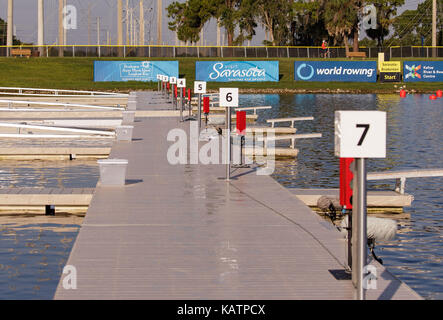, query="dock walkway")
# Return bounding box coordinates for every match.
[54,93,420,300]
